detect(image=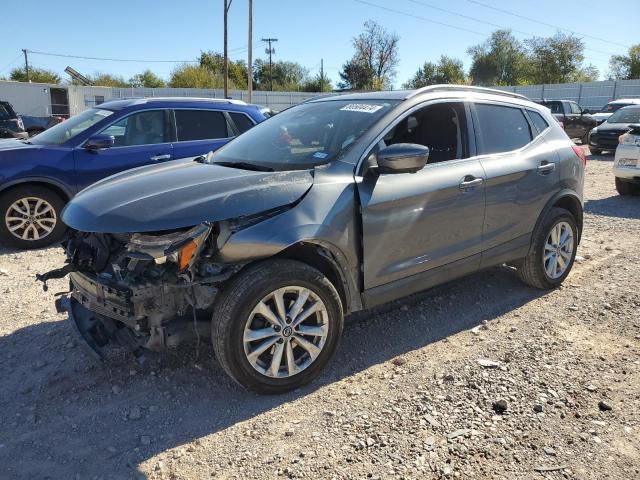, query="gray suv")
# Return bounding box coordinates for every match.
[41,86,586,394]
